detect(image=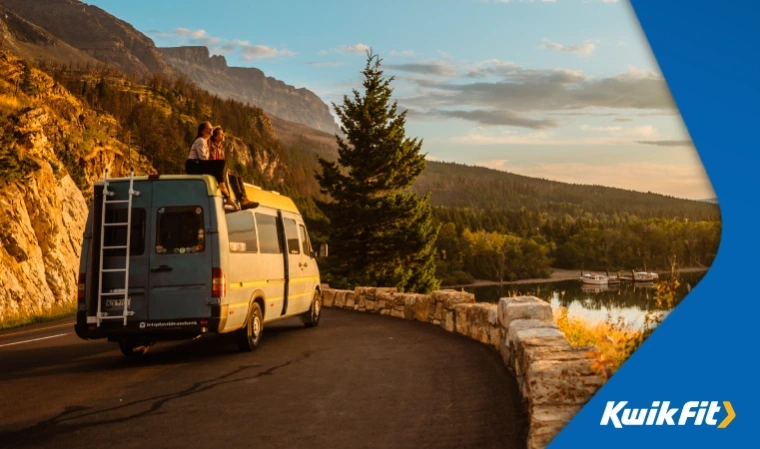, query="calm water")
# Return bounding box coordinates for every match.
[463,271,706,328]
